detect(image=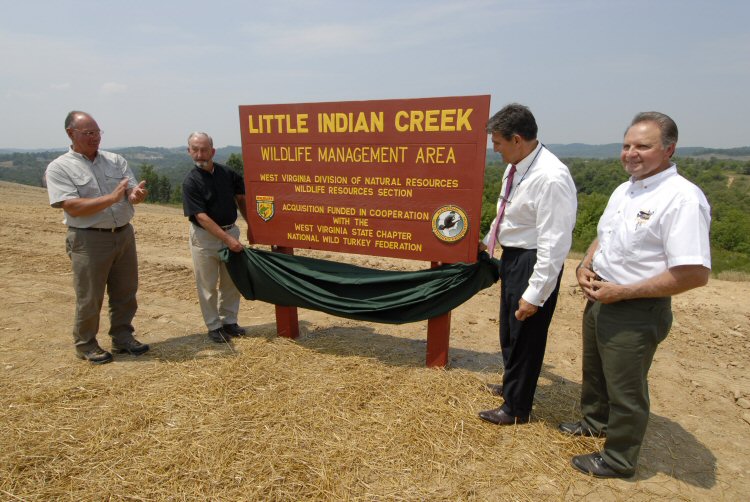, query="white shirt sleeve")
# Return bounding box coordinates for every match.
[522,177,577,305]
[663,199,712,269]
